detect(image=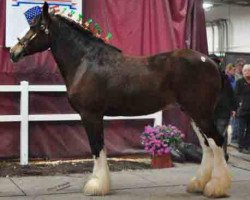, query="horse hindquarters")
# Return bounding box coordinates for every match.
[81,114,110,196]
[171,65,231,197]
[178,100,231,197]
